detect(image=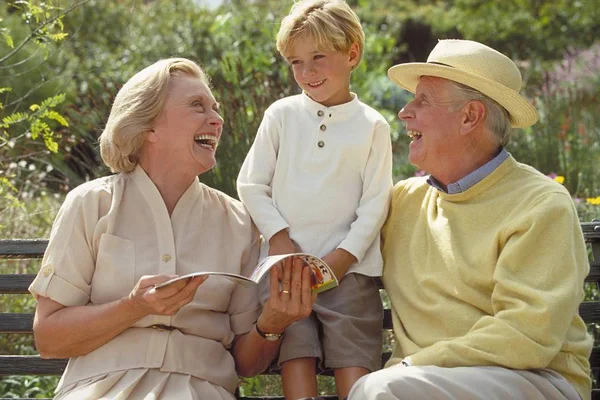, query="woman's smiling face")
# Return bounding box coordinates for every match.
[151,75,224,176]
